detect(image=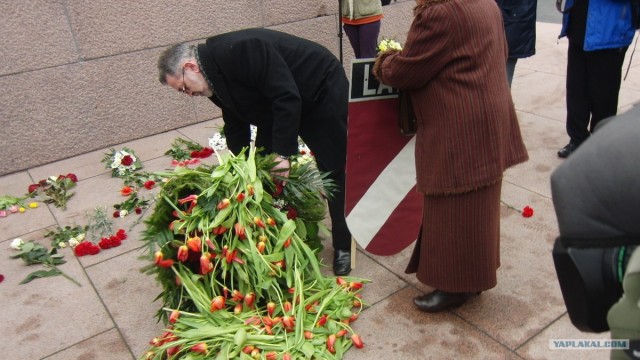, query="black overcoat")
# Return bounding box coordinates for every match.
[196,28,349,171]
